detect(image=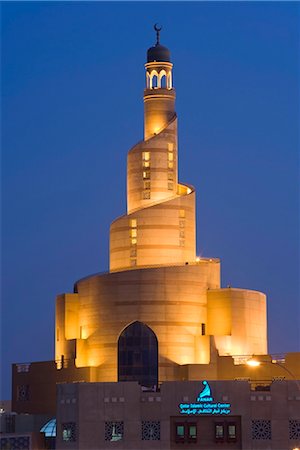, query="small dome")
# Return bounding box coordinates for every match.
[147,44,171,63]
[40,418,56,437]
